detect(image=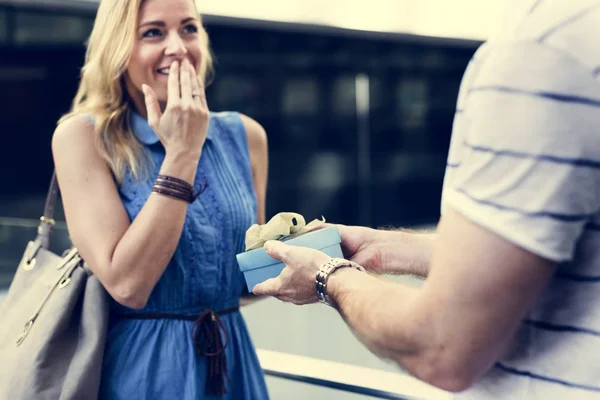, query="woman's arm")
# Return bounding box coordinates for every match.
[53,60,209,309]
[241,114,268,225]
[239,114,268,306]
[53,116,196,309]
